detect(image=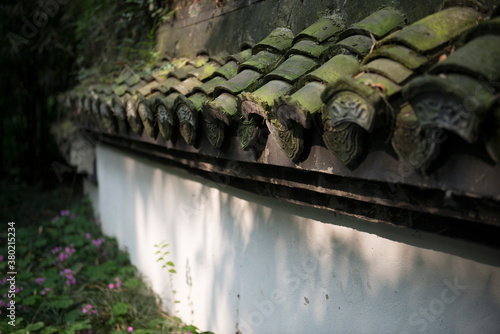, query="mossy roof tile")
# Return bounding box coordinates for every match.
[252,27,294,55]
[286,39,334,60]
[362,58,414,84]
[339,8,406,40]
[430,34,500,82]
[362,45,428,70]
[331,35,374,57]
[293,17,344,44]
[300,54,360,86]
[264,55,318,84]
[188,62,221,81]
[379,7,481,54]
[215,69,262,95]
[168,65,197,80]
[193,76,227,96]
[239,51,282,74]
